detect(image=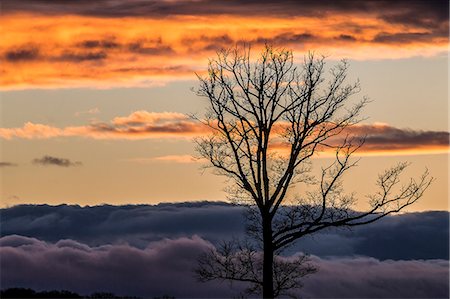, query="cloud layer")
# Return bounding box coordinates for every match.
[1,203,448,260]
[0,235,235,298]
[0,234,448,298]
[1,0,447,89]
[0,112,448,156]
